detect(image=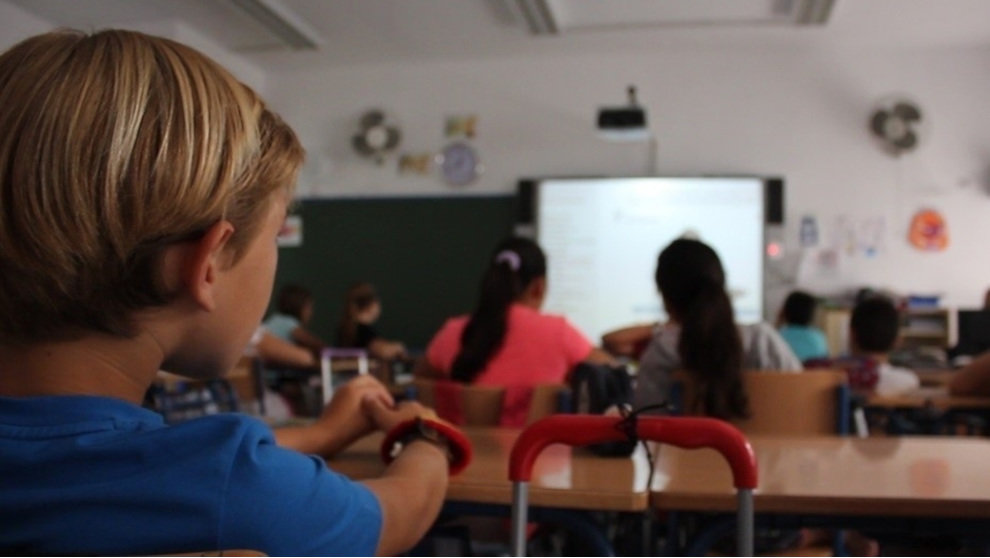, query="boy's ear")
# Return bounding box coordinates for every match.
[183,220,235,311]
